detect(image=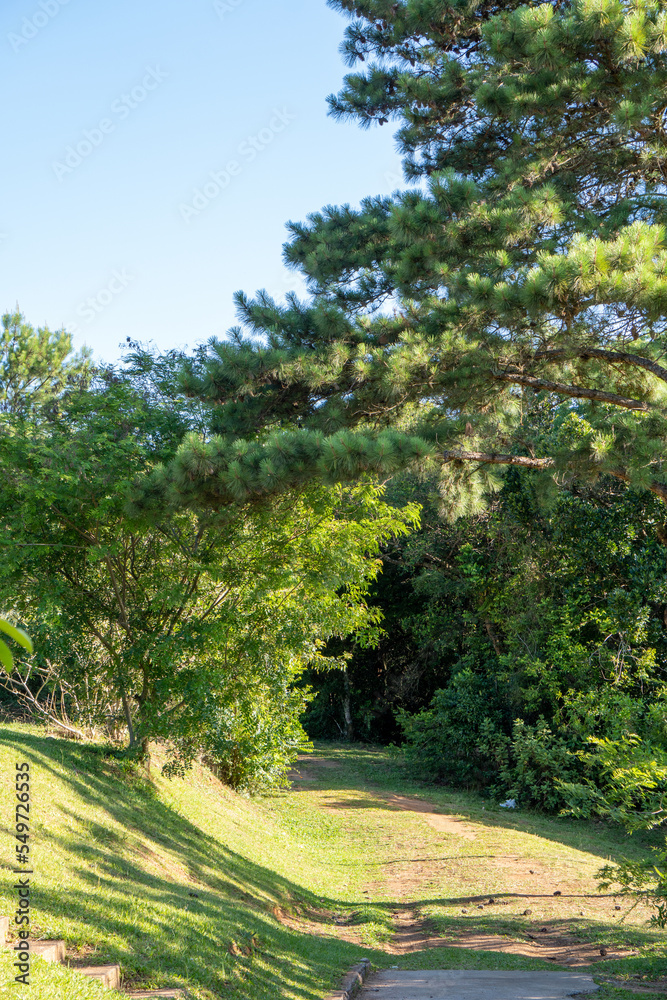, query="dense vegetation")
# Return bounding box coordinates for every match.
[4,0,667,928]
[0,313,417,788]
[306,471,667,807]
